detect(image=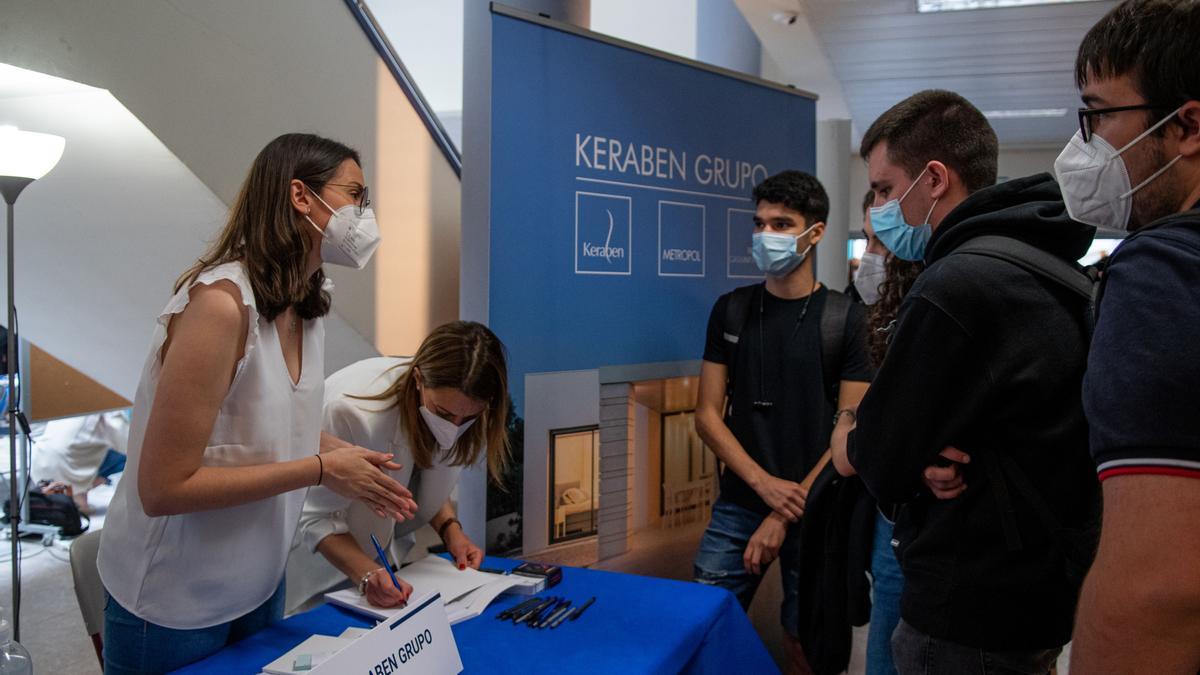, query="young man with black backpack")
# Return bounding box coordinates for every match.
[829,90,1101,674]
[693,170,872,673]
